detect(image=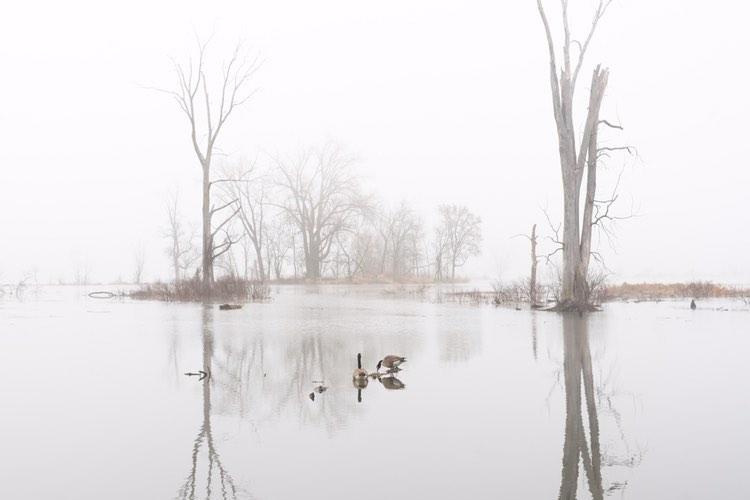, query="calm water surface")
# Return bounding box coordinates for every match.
[1,286,748,499]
